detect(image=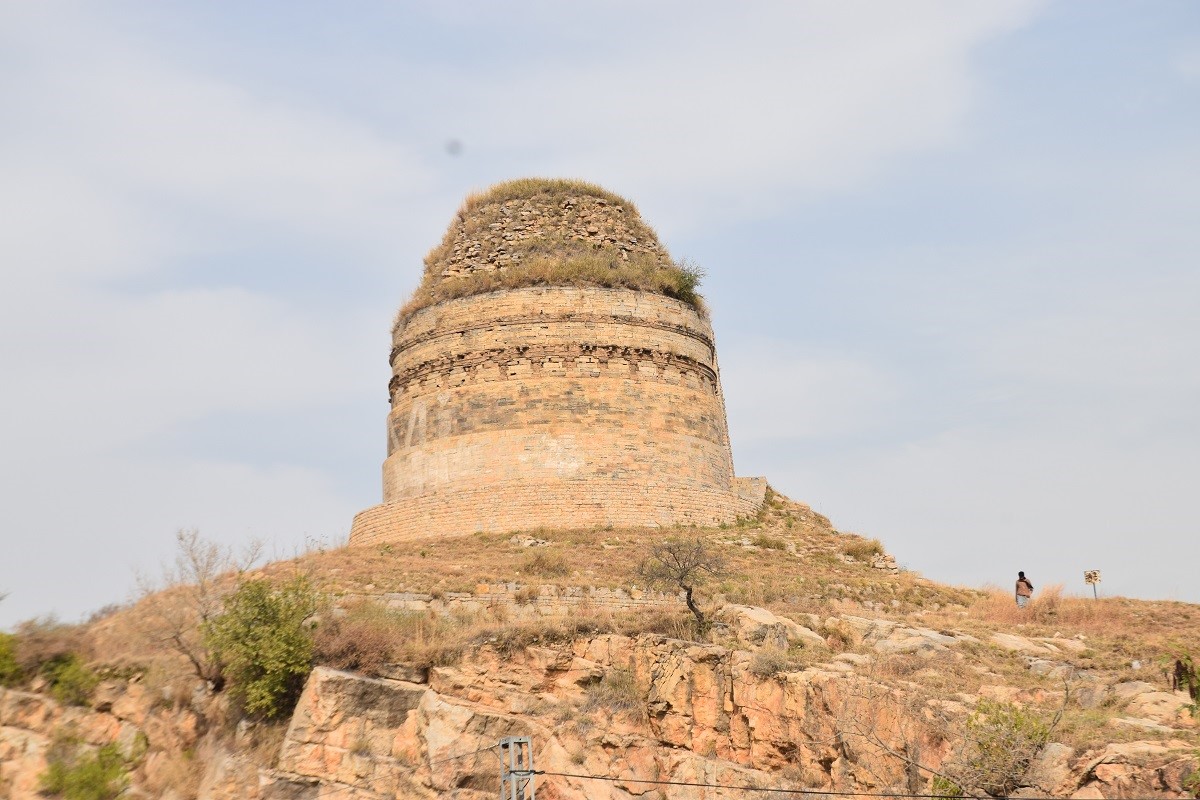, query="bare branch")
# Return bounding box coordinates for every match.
[637,538,726,634]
